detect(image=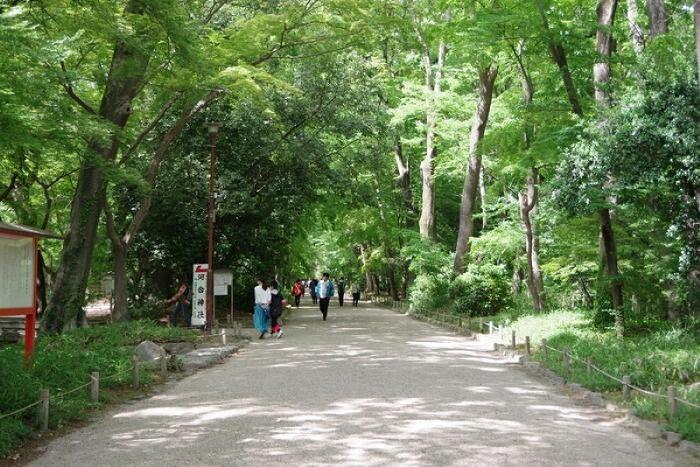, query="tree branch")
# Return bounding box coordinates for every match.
[59,61,97,115]
[123,89,223,245]
[102,198,123,248]
[120,91,183,166]
[0,172,18,202]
